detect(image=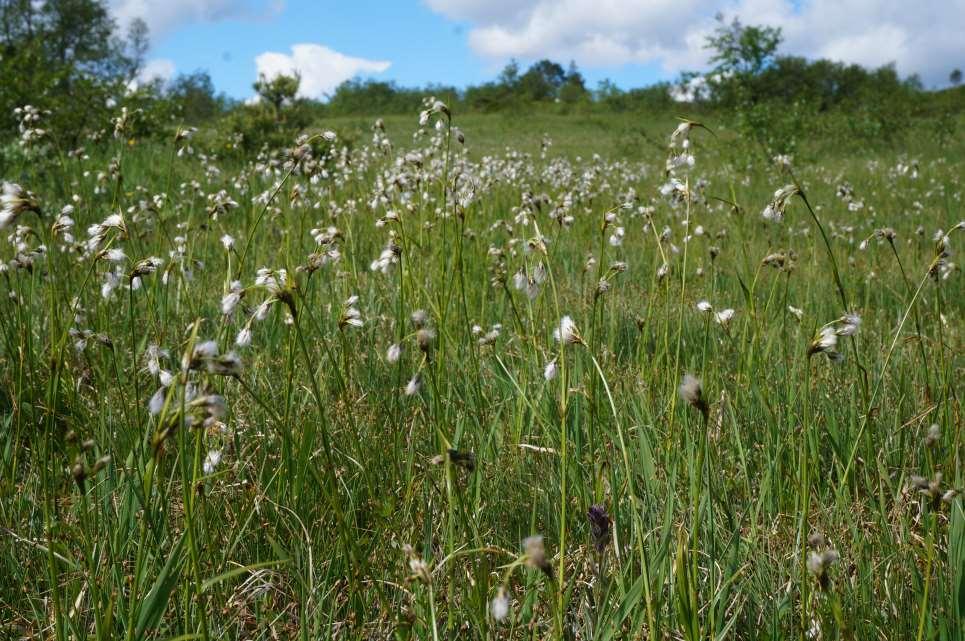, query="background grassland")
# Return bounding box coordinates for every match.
[0,108,962,641]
